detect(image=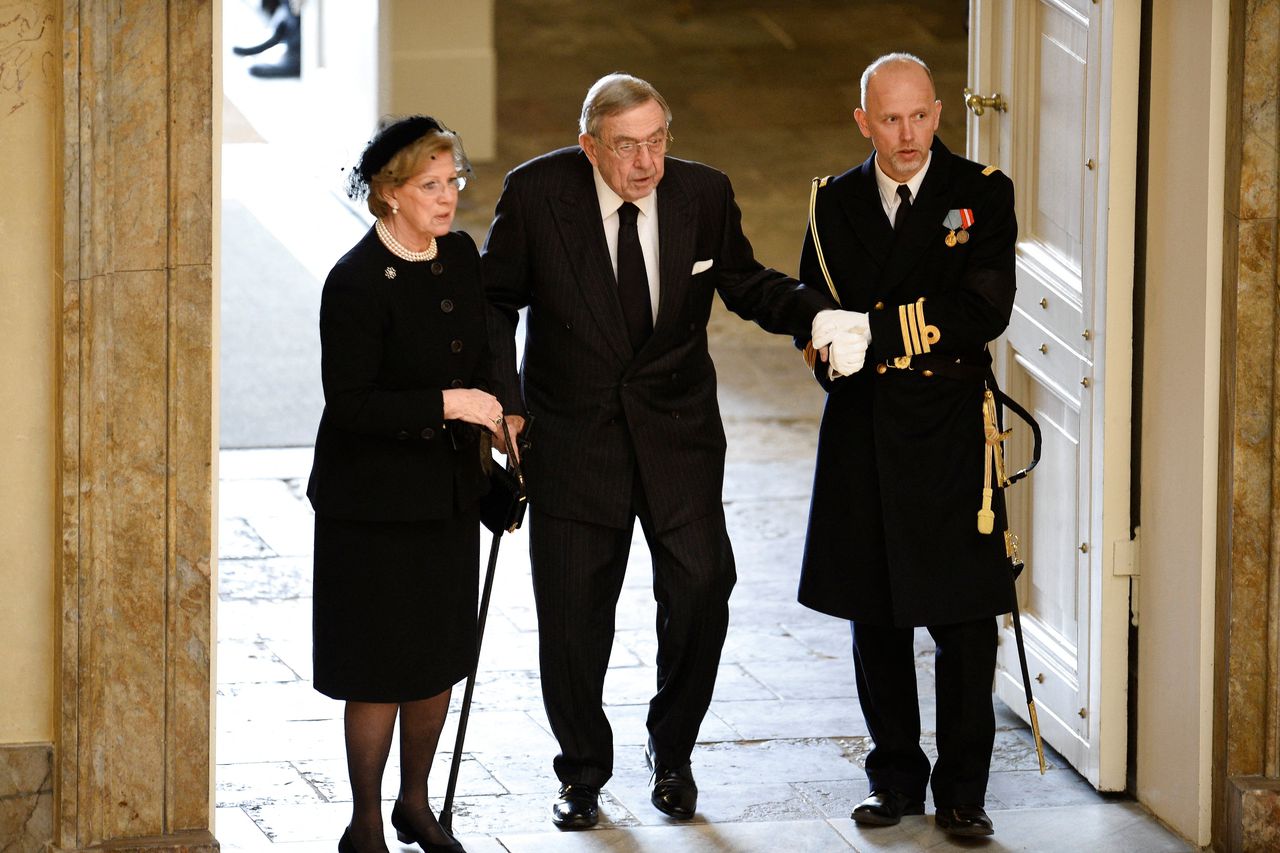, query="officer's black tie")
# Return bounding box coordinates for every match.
[894,183,913,233]
[616,201,653,350]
